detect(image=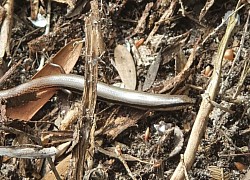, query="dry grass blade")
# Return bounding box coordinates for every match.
[170,1,240,179]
